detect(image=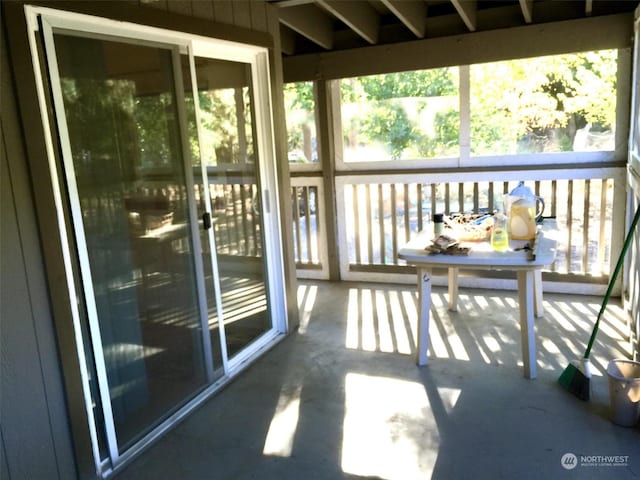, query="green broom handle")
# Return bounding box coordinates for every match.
[584,203,640,359]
